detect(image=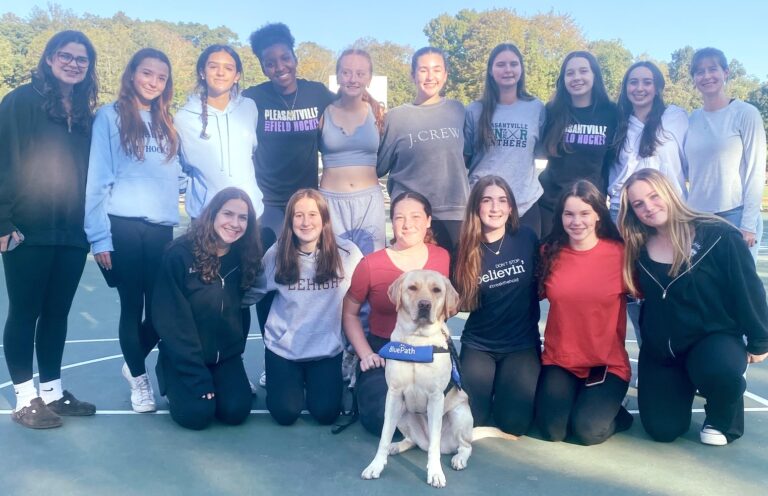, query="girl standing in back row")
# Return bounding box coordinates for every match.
[377,47,469,255]
[0,30,98,429]
[684,47,766,262]
[464,43,546,237]
[85,48,181,414]
[538,51,618,237]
